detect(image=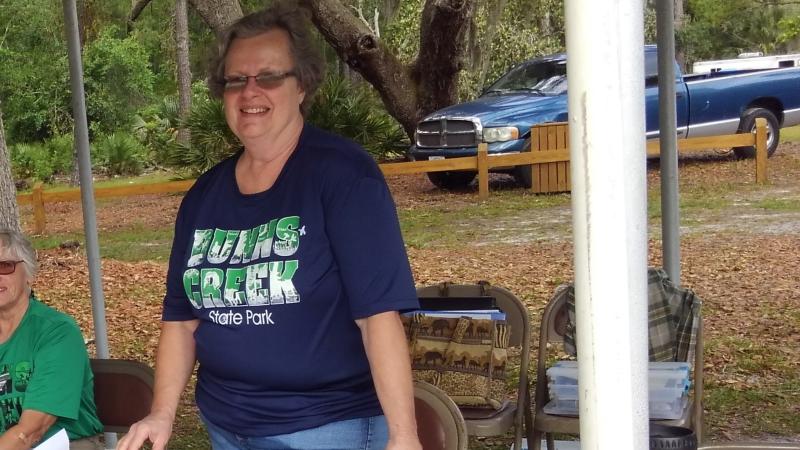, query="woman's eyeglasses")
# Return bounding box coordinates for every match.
[223,70,296,92]
[0,261,23,275]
